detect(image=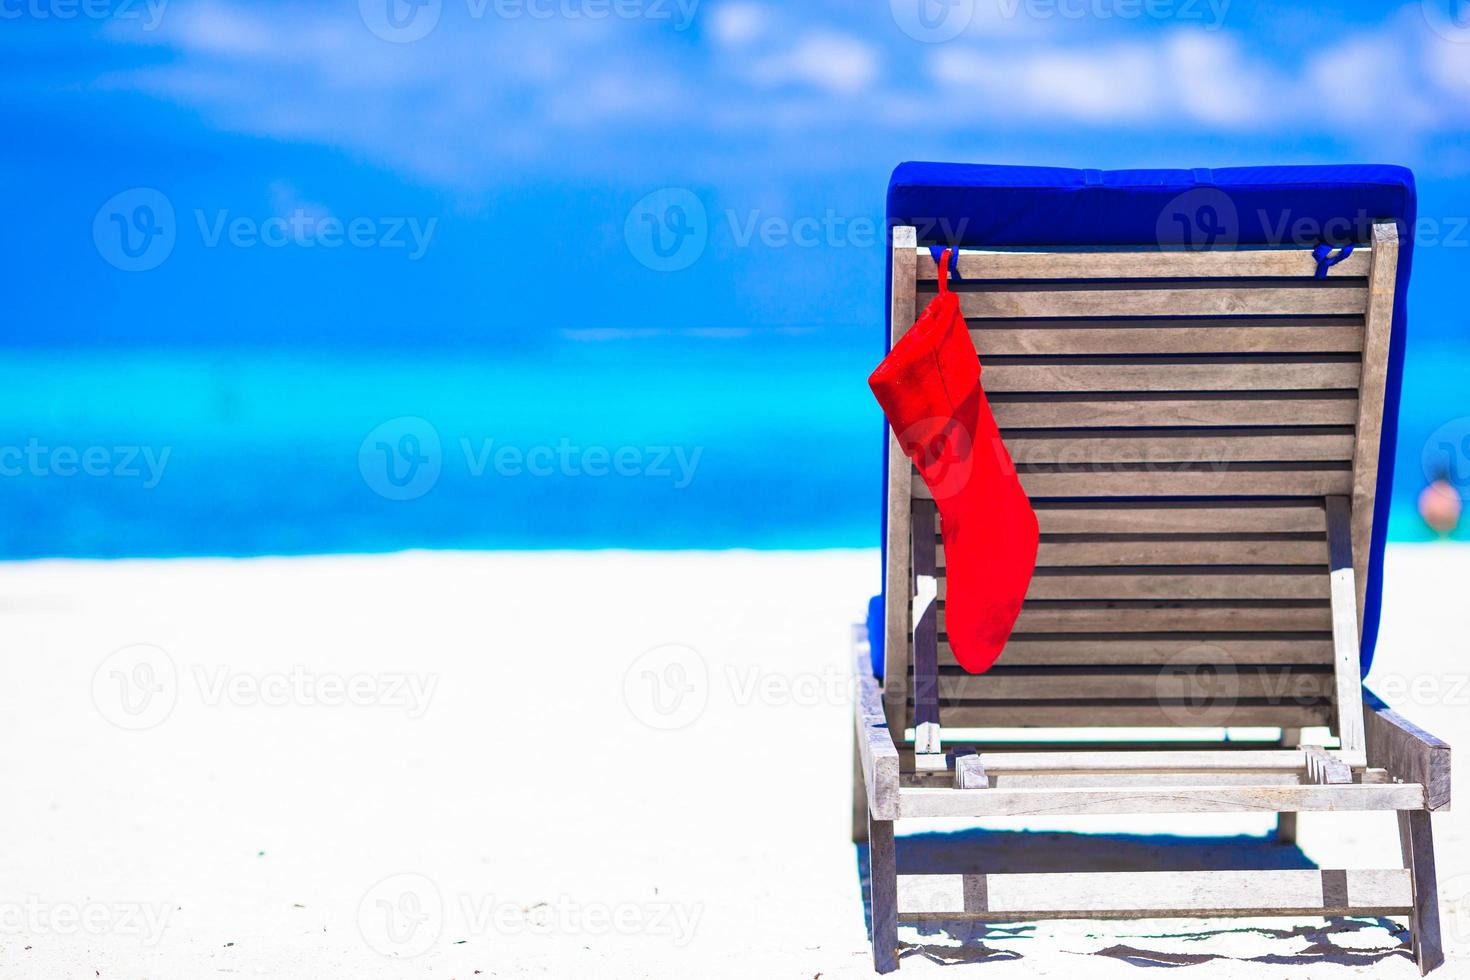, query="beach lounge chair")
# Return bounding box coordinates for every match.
[851,164,1449,973]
